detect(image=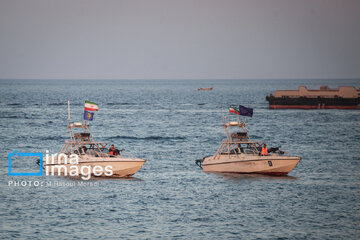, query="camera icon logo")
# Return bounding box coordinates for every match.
[8,150,43,176]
